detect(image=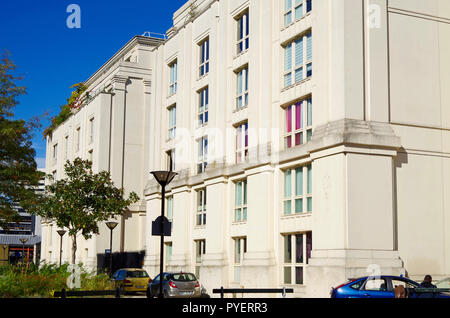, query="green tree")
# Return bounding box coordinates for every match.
[0,52,43,224]
[33,158,139,264]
